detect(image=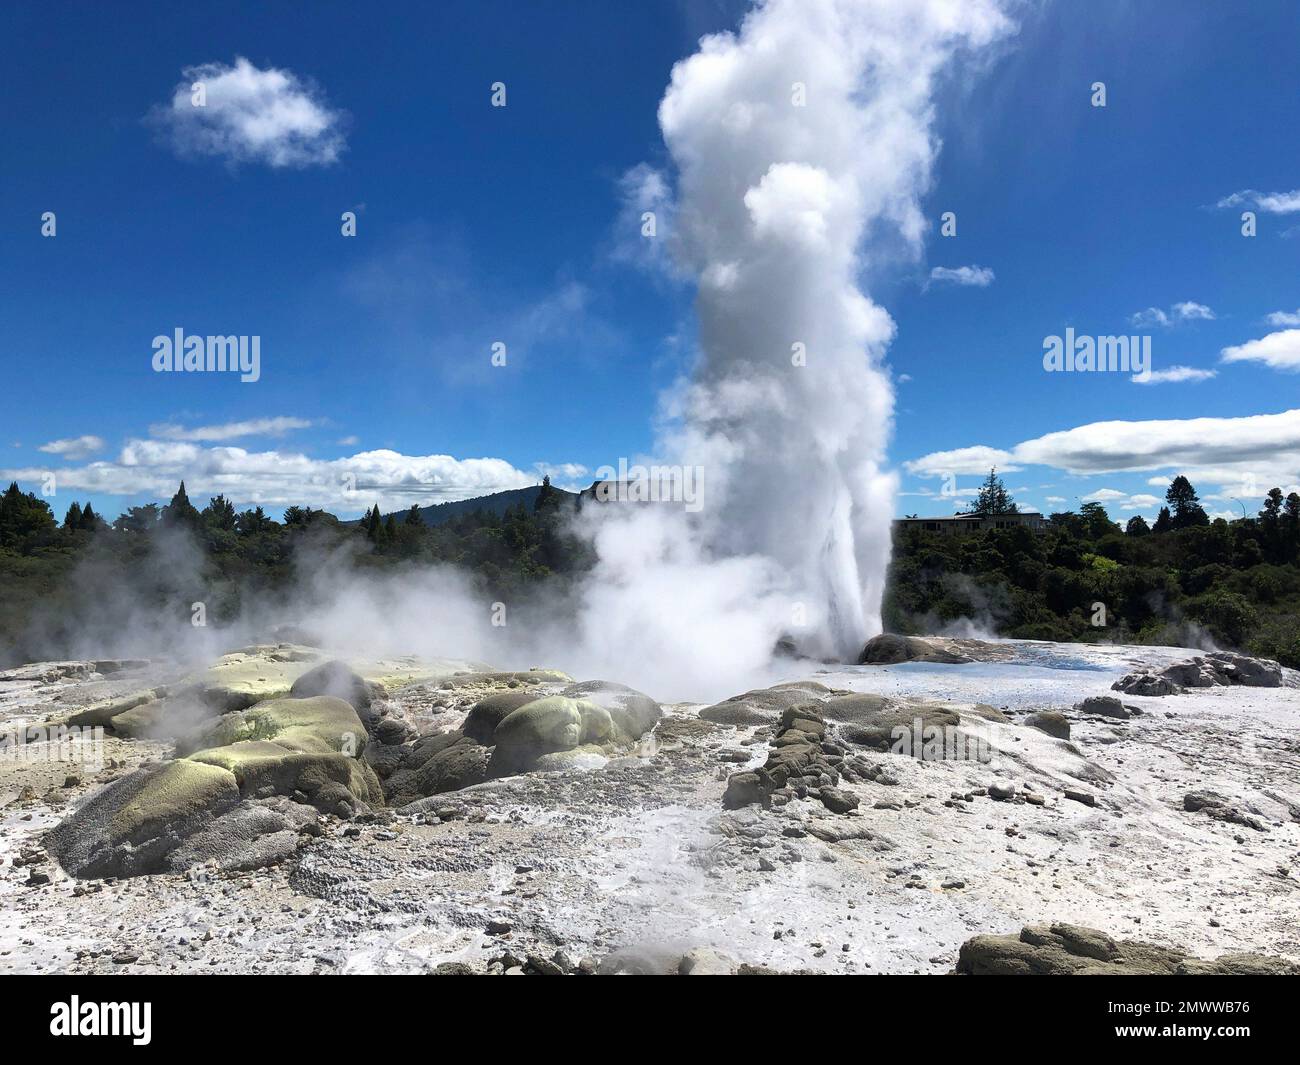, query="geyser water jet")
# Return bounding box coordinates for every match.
[582,0,1016,671]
